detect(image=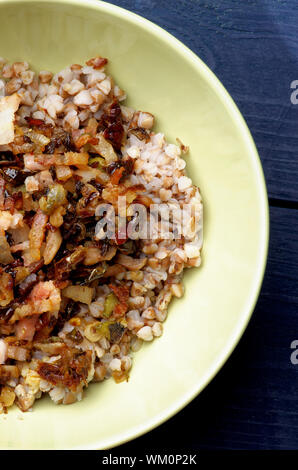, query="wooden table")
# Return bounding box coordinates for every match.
[108,0,298,450]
